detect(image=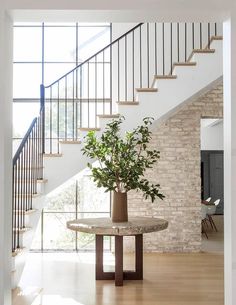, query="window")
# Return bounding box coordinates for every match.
[13,22,111,251]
